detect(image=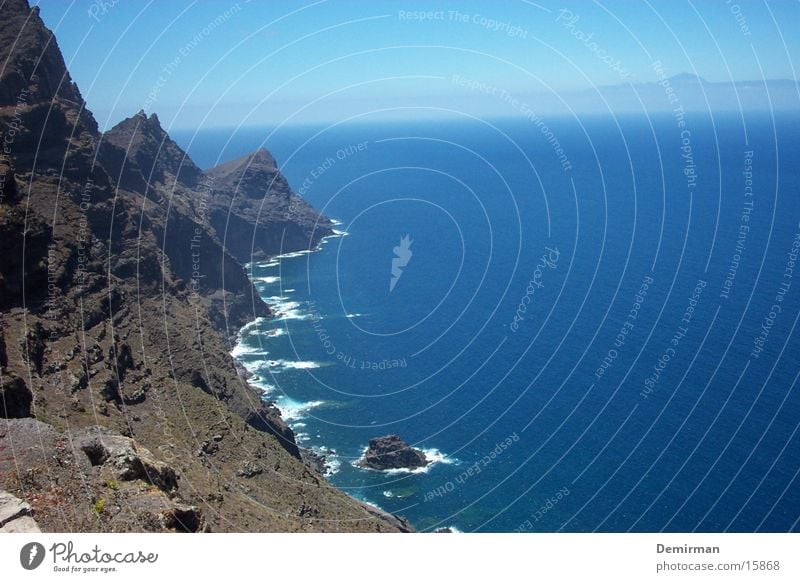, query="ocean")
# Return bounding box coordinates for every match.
[173,111,800,532]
